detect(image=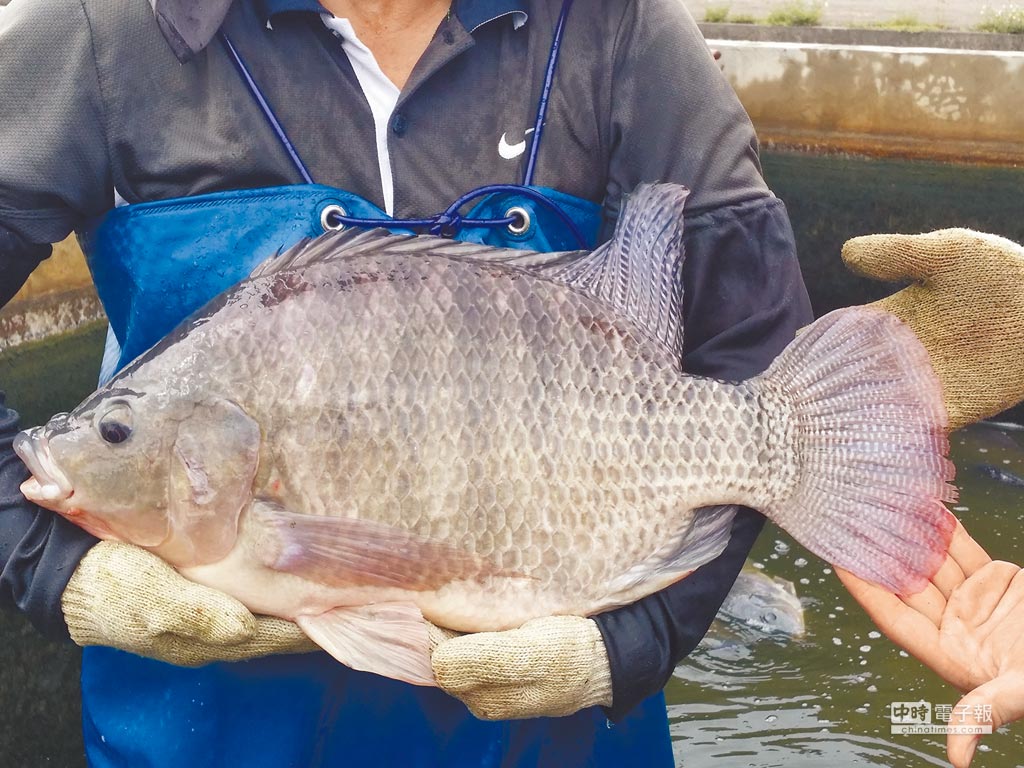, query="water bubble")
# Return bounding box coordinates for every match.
[836,606,844,612]
[823,567,833,575]
[828,613,836,619]
[794,557,808,568]
[954,506,970,512]
[800,578,810,585]
[868,631,881,639]
[977,744,991,753]
[774,541,790,554]
[832,637,842,646]
[899,651,909,658]
[860,645,871,653]
[770,553,779,560]
[979,447,989,453]
[752,561,765,570]
[867,685,878,693]
[855,707,868,714]
[766,715,778,723]
[859,660,867,666]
